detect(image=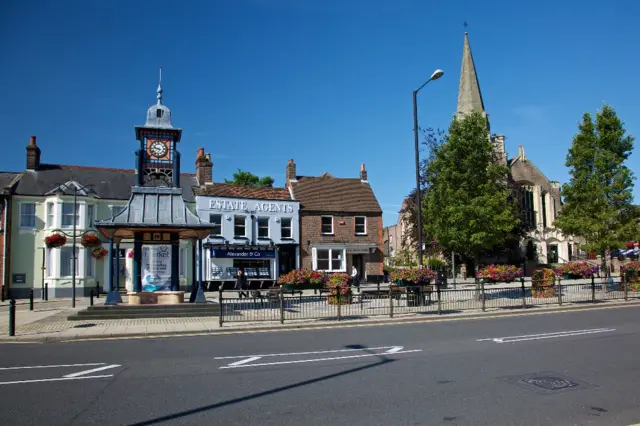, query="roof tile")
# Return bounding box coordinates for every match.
[194,183,291,201]
[290,176,382,213]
